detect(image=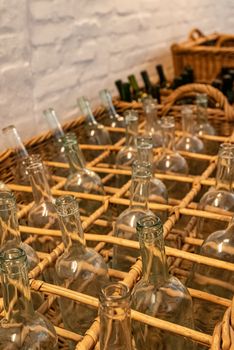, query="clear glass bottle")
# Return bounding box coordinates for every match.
[113,161,154,272]
[196,143,234,241]
[187,216,234,339]
[0,191,39,271]
[62,132,105,217]
[137,136,168,223]
[132,215,195,350]
[2,124,29,185]
[54,195,109,338]
[0,247,57,349]
[99,89,125,144]
[0,181,11,193]
[194,93,217,154]
[154,116,189,199]
[26,154,60,253]
[99,282,133,350]
[176,106,206,175]
[115,110,138,186]
[43,108,69,177]
[78,96,112,145]
[142,97,163,148]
